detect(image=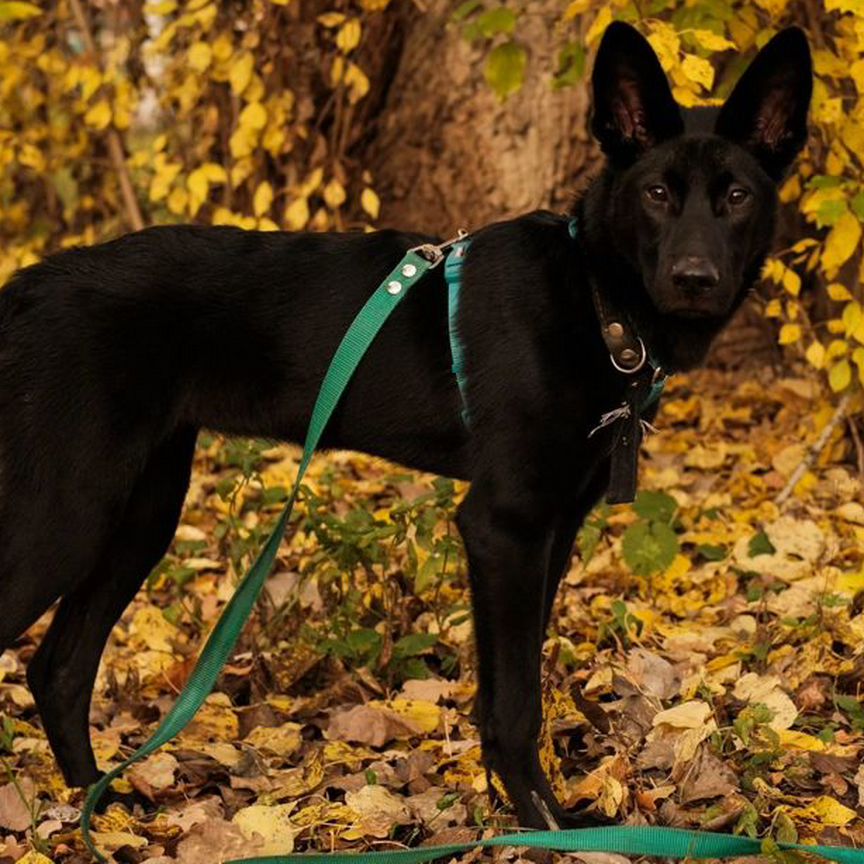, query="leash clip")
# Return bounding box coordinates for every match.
[408,229,469,270]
